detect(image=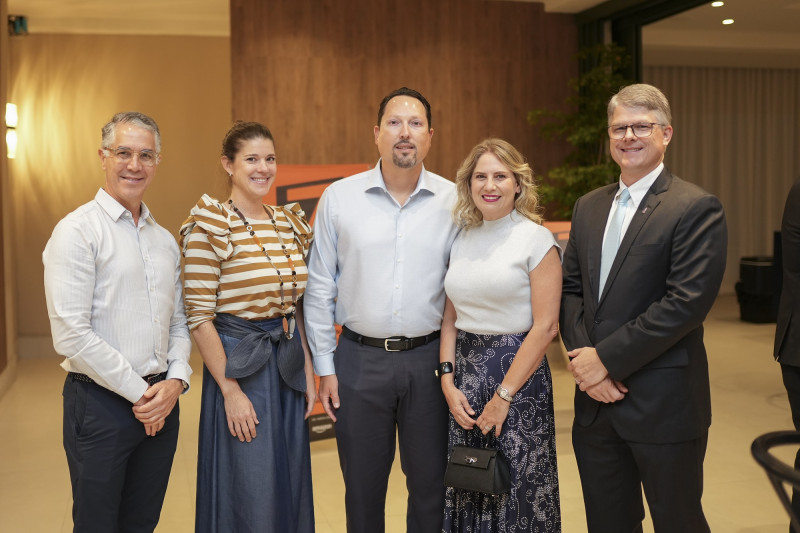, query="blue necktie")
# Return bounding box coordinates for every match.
[599,188,631,297]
